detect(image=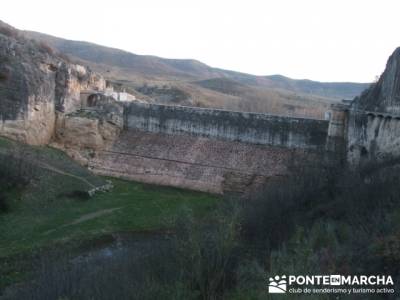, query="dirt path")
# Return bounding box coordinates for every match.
[43,207,122,235]
[68,207,122,226]
[0,147,97,189]
[39,162,96,188]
